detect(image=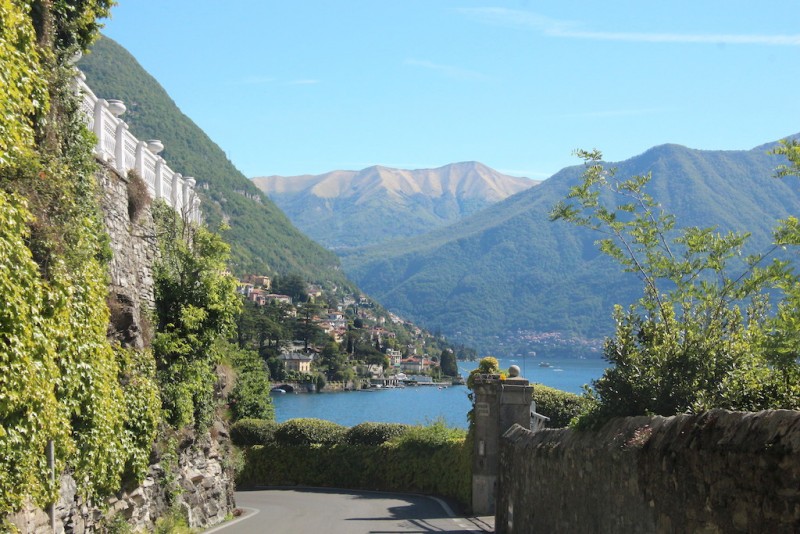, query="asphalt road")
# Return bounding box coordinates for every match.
[206,488,494,533]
